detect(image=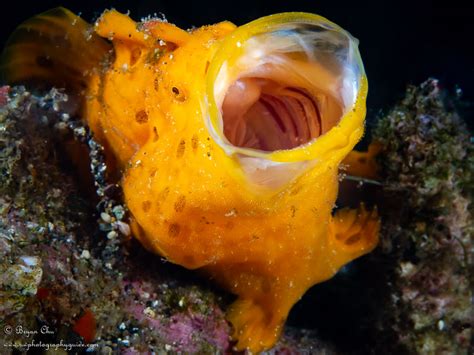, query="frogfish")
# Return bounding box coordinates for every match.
[1,8,380,352]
